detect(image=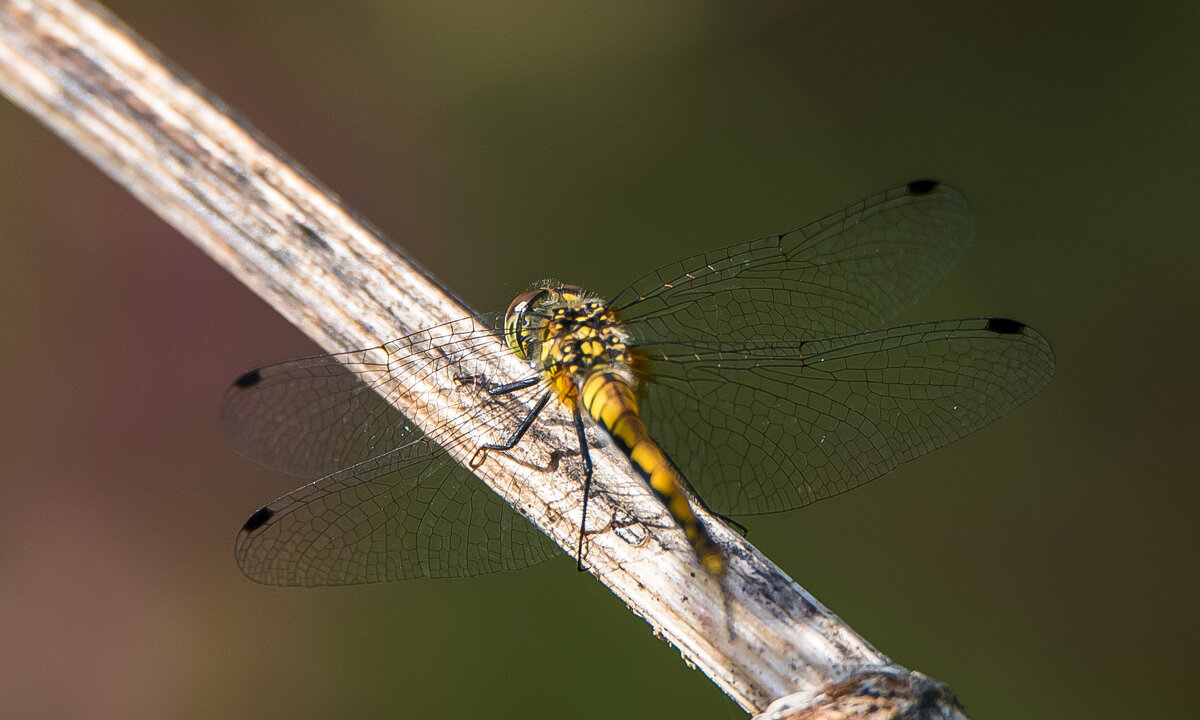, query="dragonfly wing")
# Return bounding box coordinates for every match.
[222,349,403,477]
[221,317,515,478]
[236,439,562,585]
[224,315,560,584]
[639,318,1055,515]
[613,181,975,350]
